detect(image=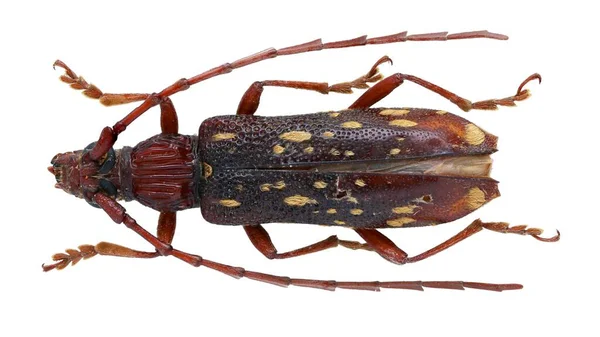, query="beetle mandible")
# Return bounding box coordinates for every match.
[45,30,559,292]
